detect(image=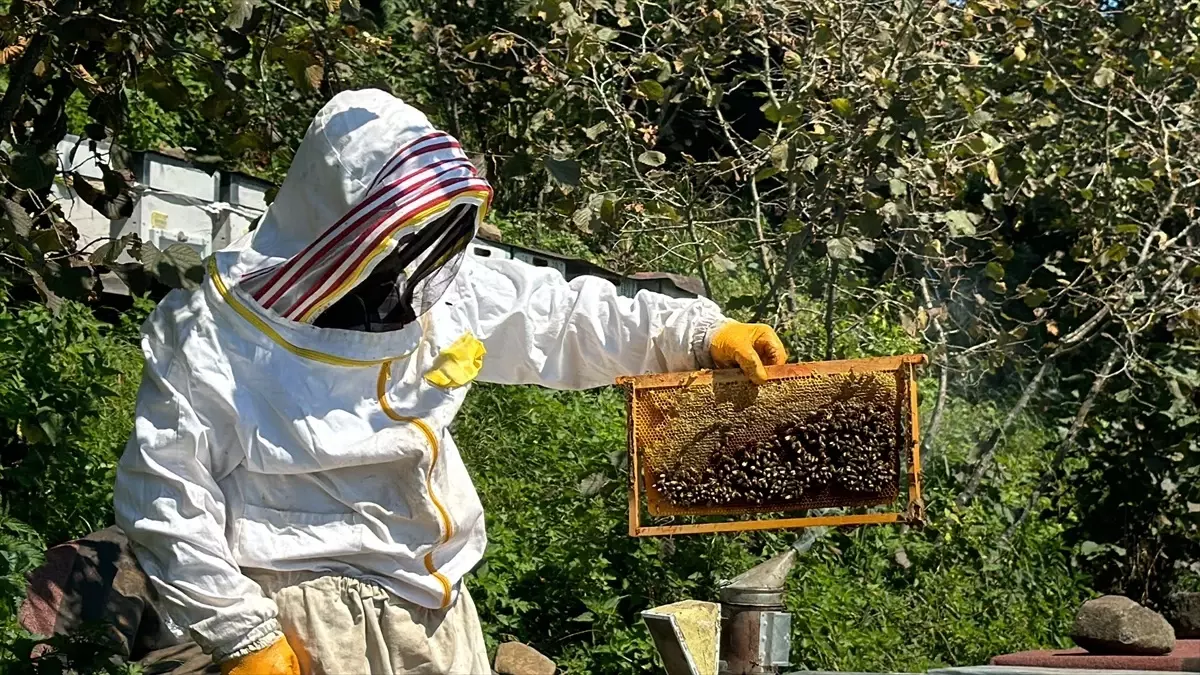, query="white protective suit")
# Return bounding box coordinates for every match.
[113,89,727,664]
